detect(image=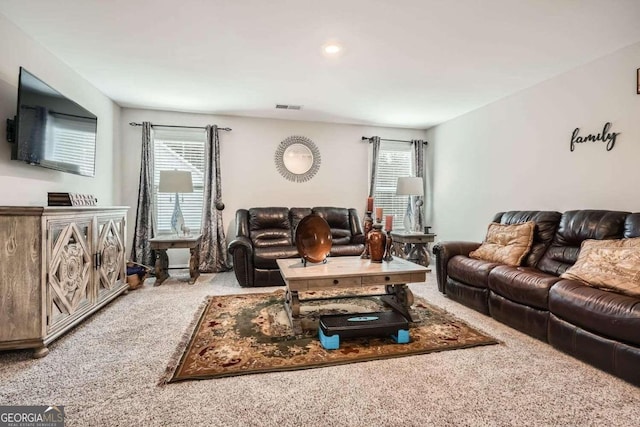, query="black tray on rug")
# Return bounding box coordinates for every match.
[319,311,409,339]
